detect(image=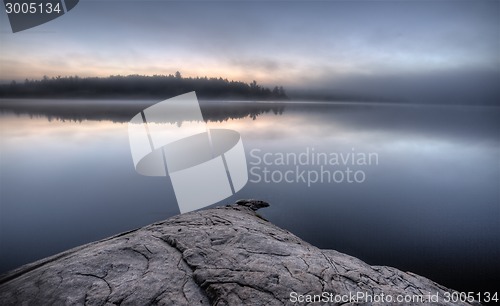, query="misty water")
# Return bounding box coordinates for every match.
[0,100,499,292]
